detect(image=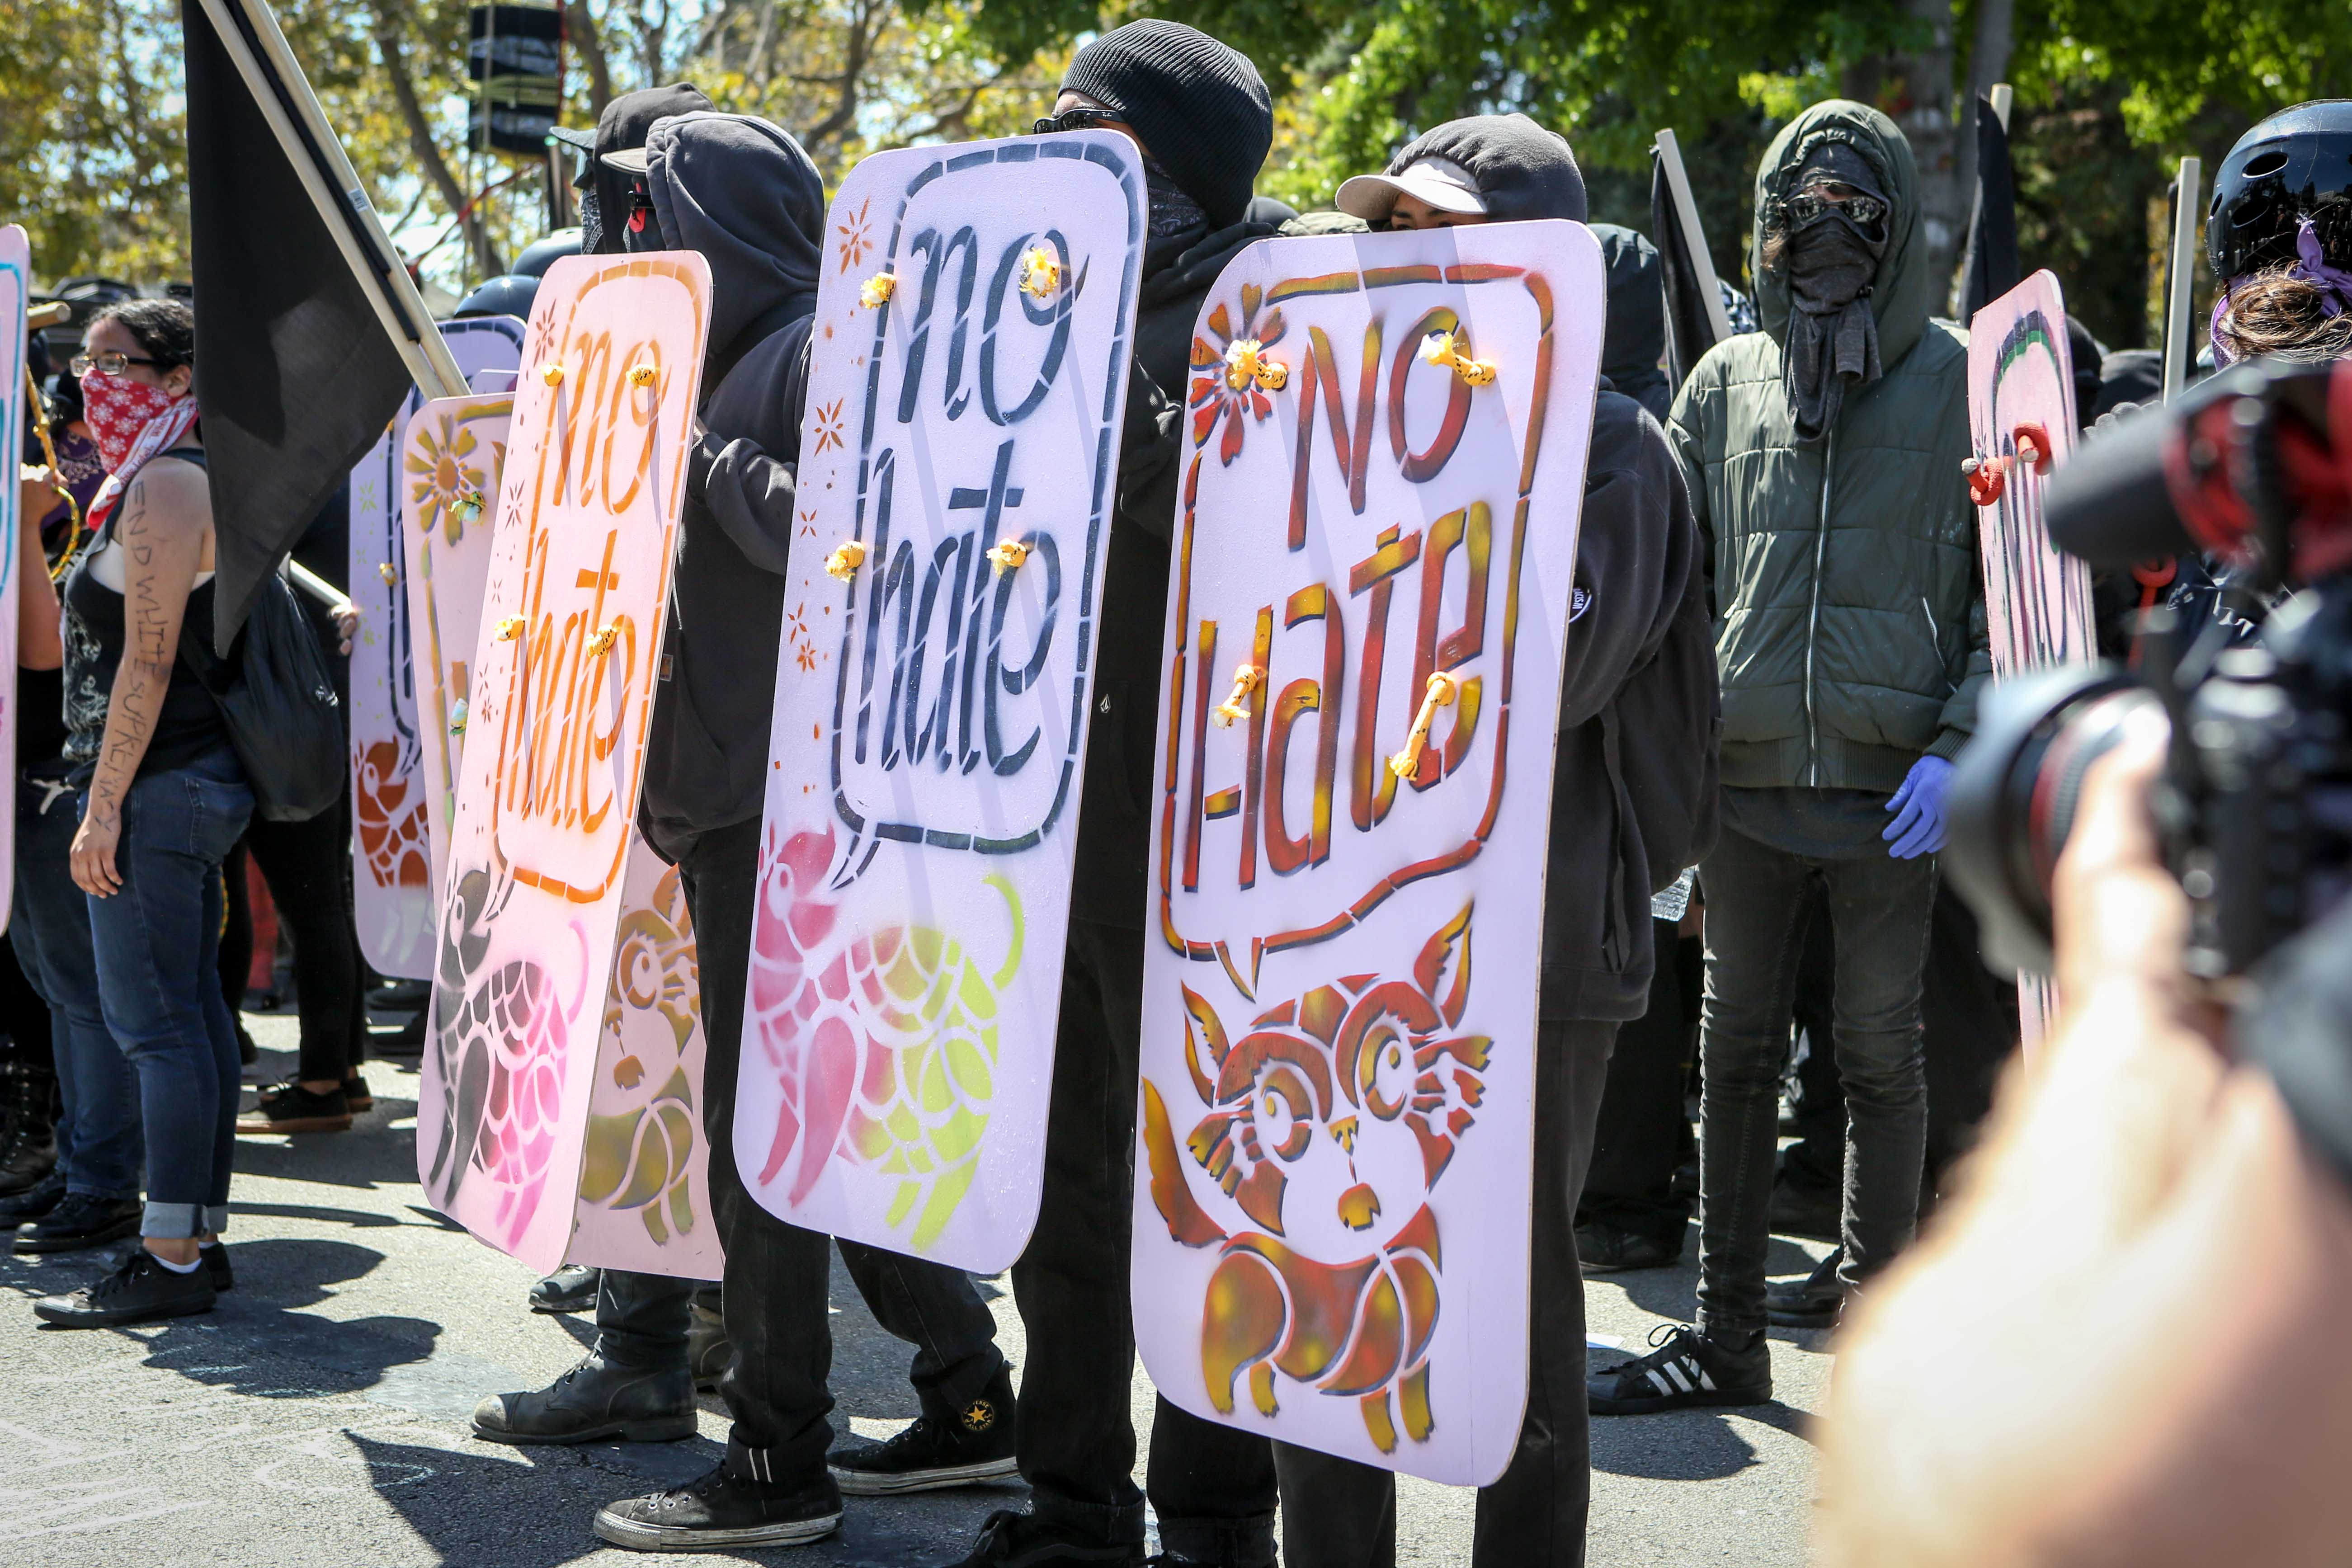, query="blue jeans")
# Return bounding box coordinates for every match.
[82,749,253,1239]
[13,760,141,1200]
